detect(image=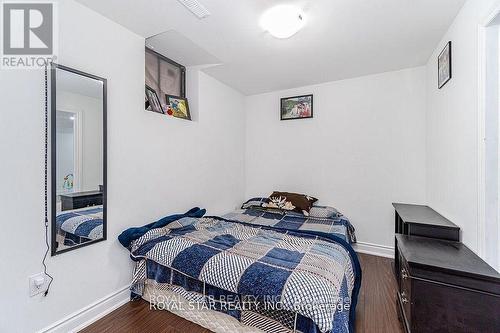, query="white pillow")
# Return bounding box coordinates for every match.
[309,206,342,218]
